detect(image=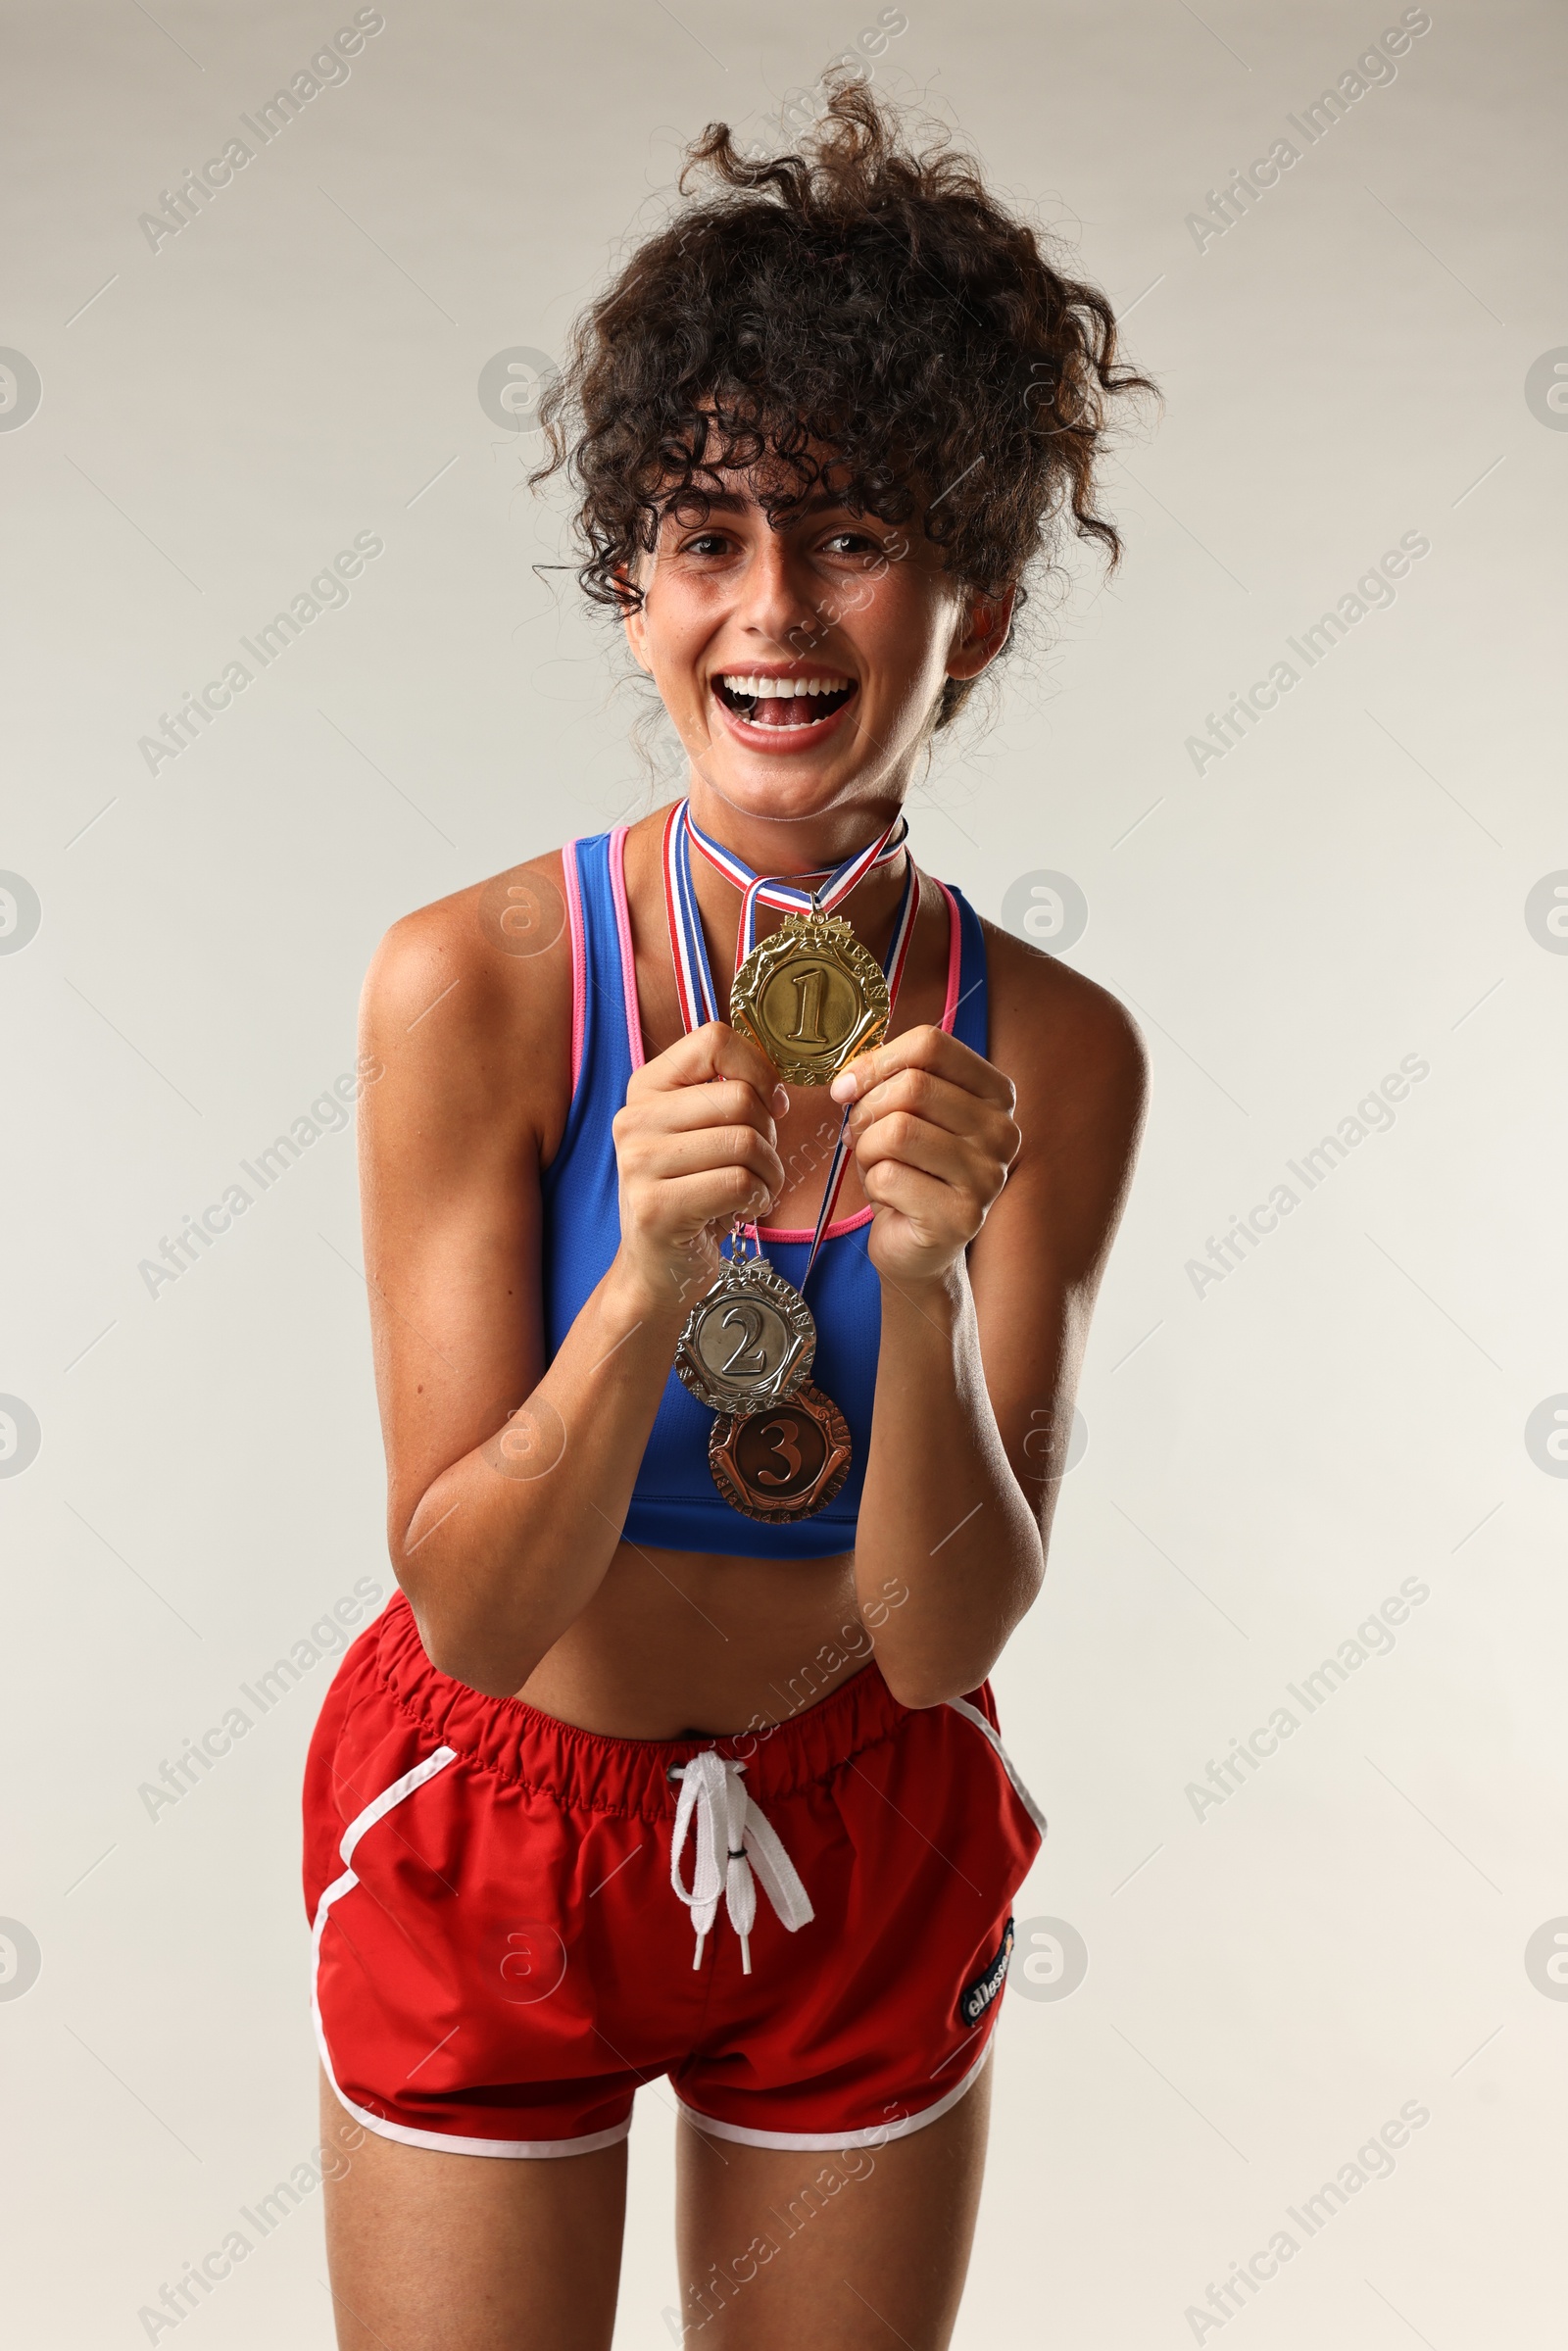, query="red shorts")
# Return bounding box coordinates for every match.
[304,1592,1044,2157]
